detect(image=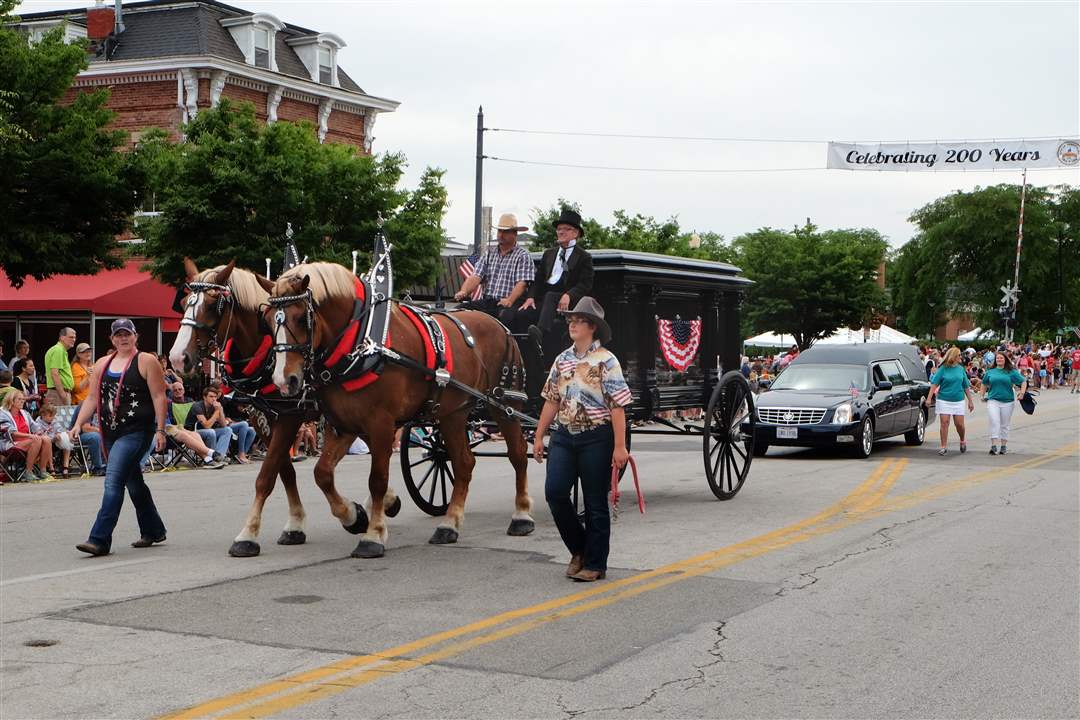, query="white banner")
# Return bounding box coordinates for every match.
[827,139,1079,171]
